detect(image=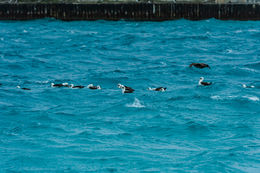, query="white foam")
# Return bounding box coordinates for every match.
[210,95,221,100]
[241,67,258,73]
[160,62,167,66]
[0,101,12,106]
[211,95,259,102]
[234,30,242,33]
[227,96,237,99]
[36,80,49,84]
[86,31,98,35]
[23,30,28,33]
[248,29,258,32]
[69,30,75,34]
[226,49,233,54]
[211,95,238,100]
[242,84,255,88]
[126,98,145,108]
[242,96,259,102]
